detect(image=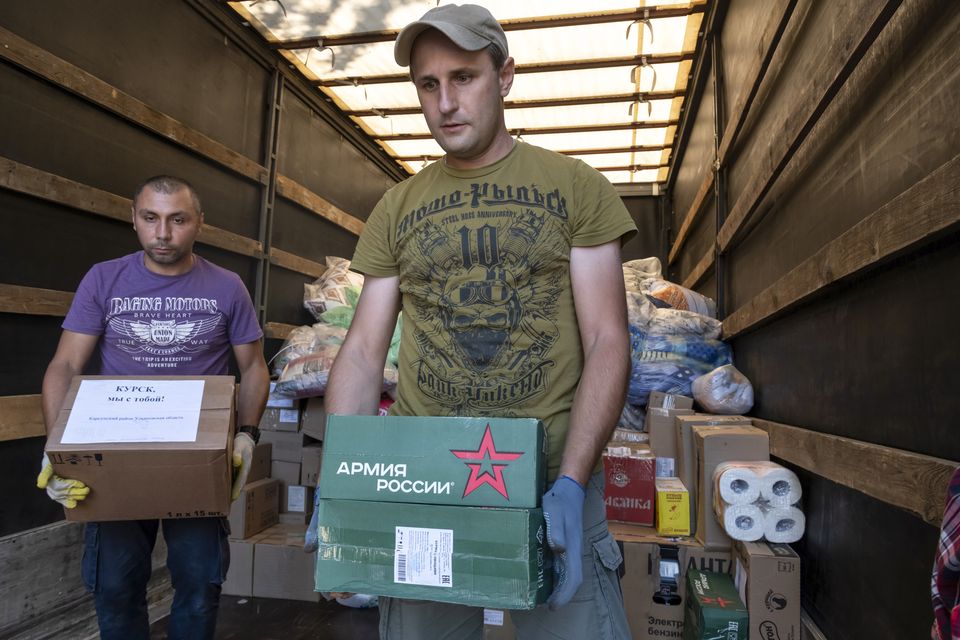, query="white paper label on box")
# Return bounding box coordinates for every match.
[287,486,306,512]
[394,526,453,588]
[61,379,204,444]
[278,409,300,424]
[483,609,505,626]
[656,457,675,478]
